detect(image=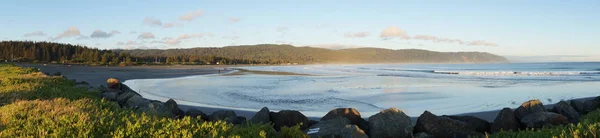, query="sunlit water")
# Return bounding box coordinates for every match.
[124,62,600,117]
